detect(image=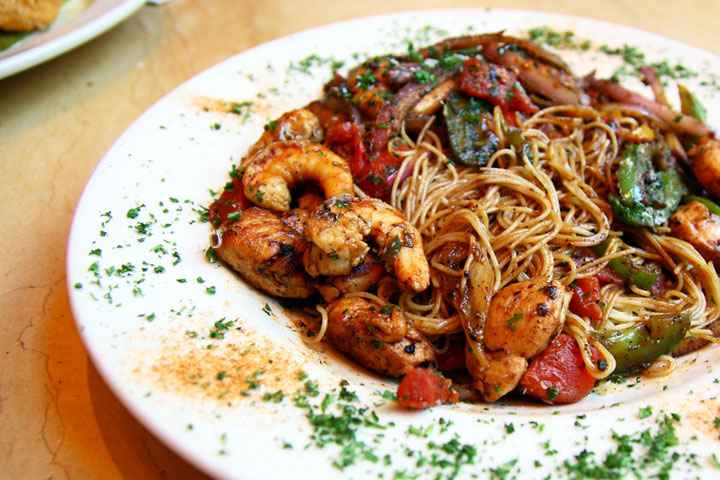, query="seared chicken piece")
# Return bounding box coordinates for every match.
[325,297,436,377]
[669,200,720,264]
[213,207,315,298]
[316,255,386,302]
[484,280,567,358]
